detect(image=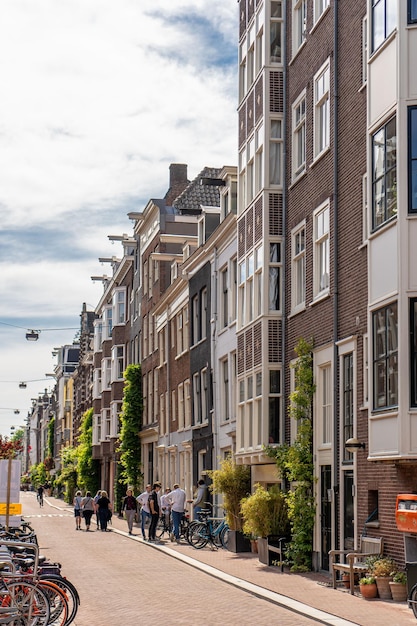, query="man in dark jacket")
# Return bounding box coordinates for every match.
[148,482,161,542]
